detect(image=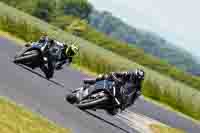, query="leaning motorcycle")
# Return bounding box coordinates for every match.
[66,80,134,115]
[13,42,49,69]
